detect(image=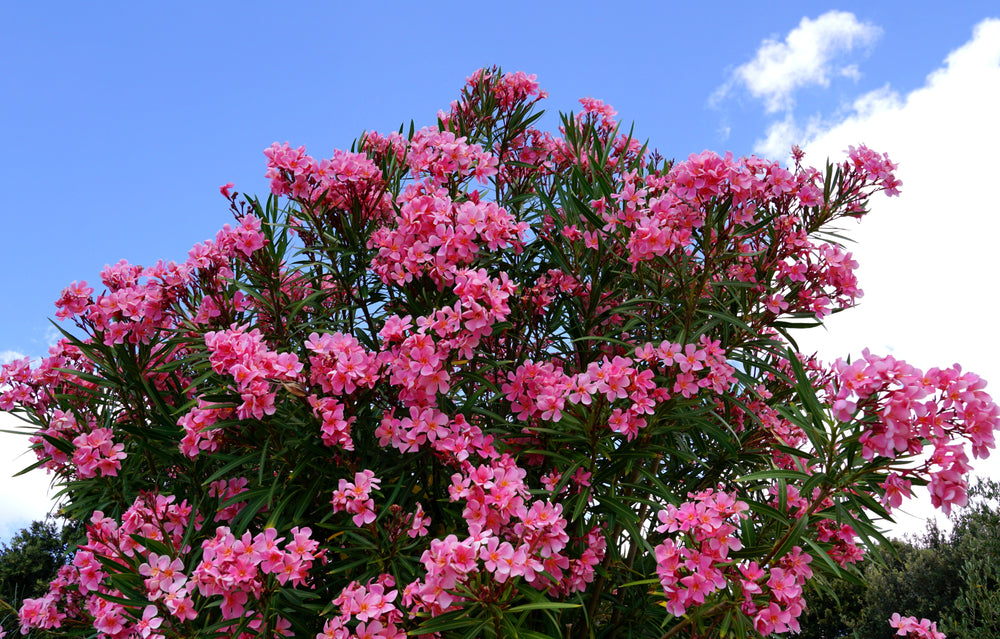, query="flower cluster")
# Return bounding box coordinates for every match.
[331,470,381,527]
[377,266,516,410]
[318,575,405,639]
[264,143,385,212]
[204,323,304,421]
[501,335,737,441]
[368,183,526,286]
[19,494,195,637]
[193,525,319,616]
[653,490,749,616]
[177,398,235,458]
[830,349,999,514]
[889,613,946,639]
[71,426,127,478]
